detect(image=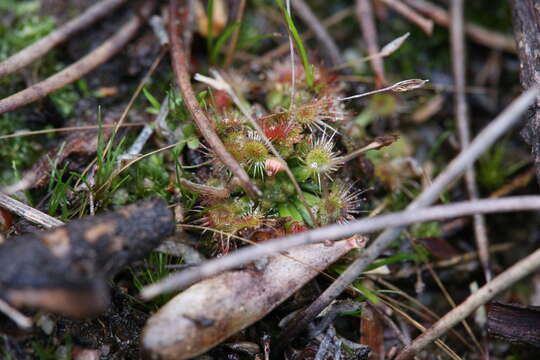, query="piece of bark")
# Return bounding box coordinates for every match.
[0,198,174,317]
[510,1,540,184]
[142,237,365,360]
[487,302,540,348]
